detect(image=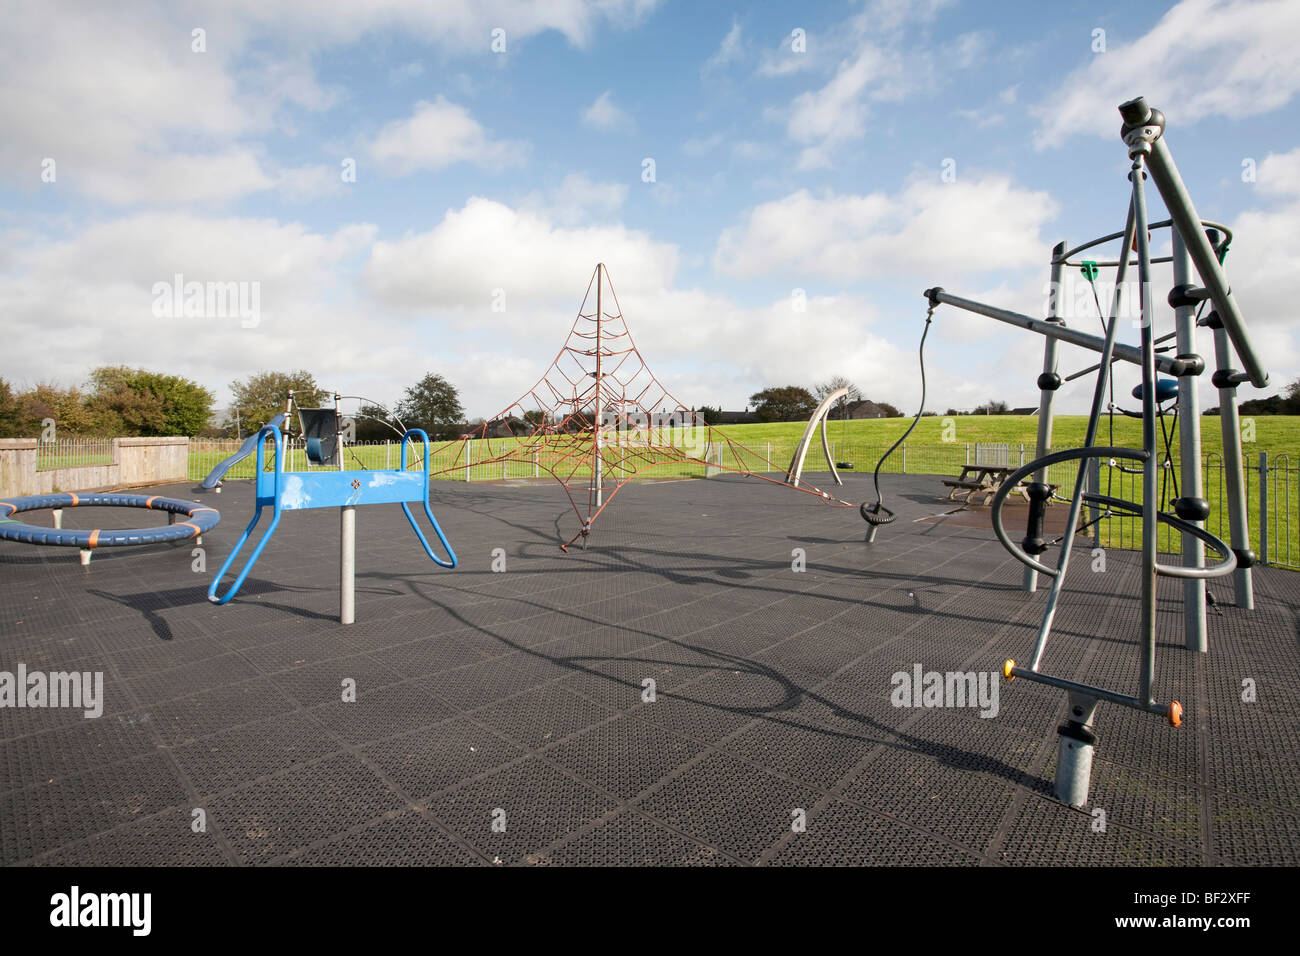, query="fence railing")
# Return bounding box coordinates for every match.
[19,434,1287,571]
[35,438,116,471]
